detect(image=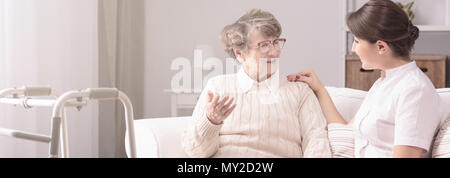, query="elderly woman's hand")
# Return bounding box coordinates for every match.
[206,91,237,125]
[287,70,326,94]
